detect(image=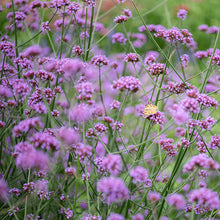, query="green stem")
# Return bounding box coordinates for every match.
[98,66,106,115]
[24,168,31,219]
[85,6,95,61]
[59,7,65,59]
[11,0,20,76]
